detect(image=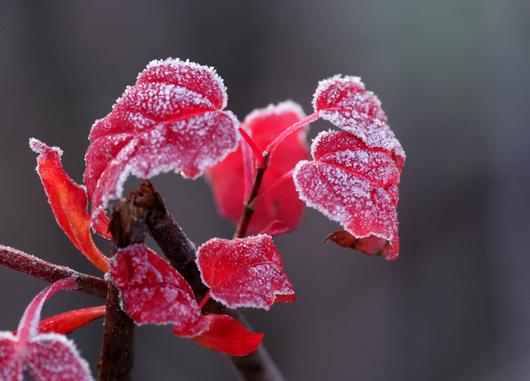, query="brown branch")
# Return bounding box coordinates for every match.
[126,181,208,299]
[131,181,285,381]
[234,153,269,239]
[0,245,107,298]
[98,195,148,381]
